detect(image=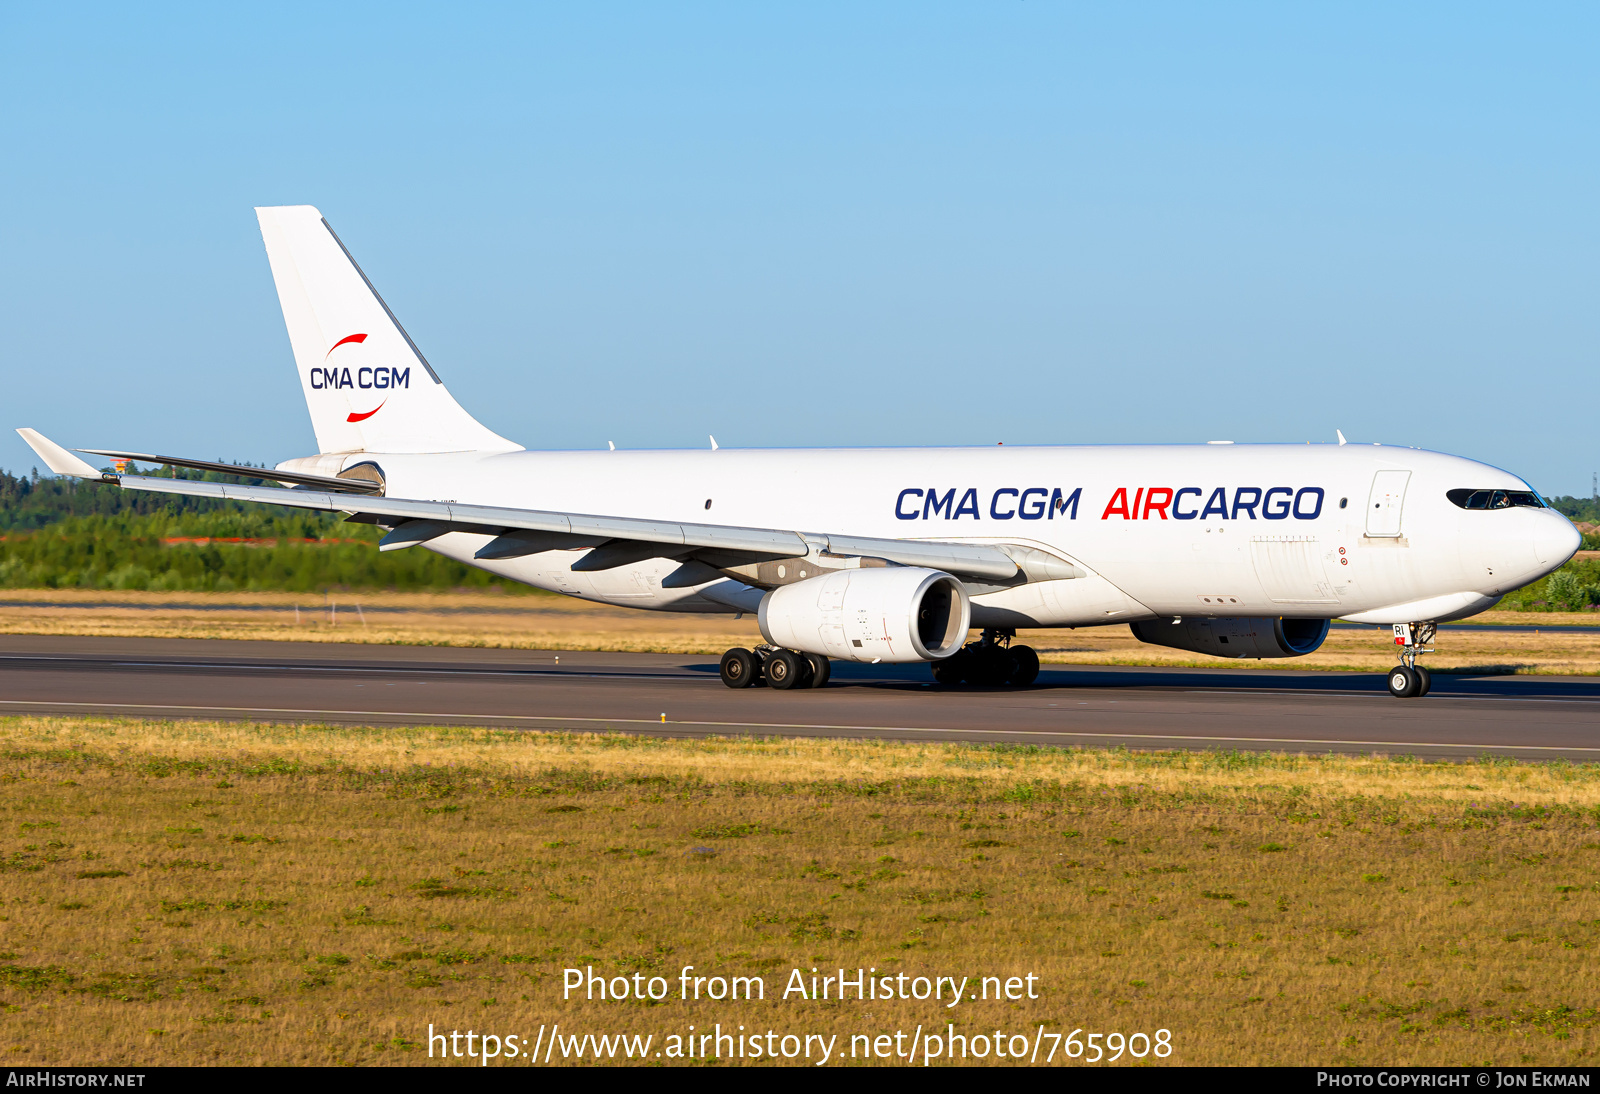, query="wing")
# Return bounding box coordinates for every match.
[77,449,382,494]
[15,430,1031,582]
